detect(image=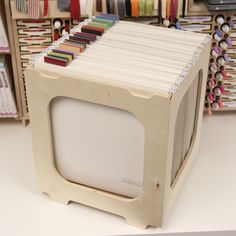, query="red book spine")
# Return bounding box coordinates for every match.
[81,25,104,33]
[44,56,67,67]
